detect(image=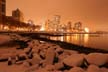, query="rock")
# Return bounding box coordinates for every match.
[35,68,49,72]
[0,53,11,61]
[23,61,31,68]
[100,67,108,72]
[64,50,78,55]
[0,34,11,44]
[24,48,32,54]
[44,48,55,65]
[39,50,46,59]
[54,62,64,70]
[63,54,84,67]
[85,53,108,66]
[18,52,27,59]
[55,47,64,54]
[58,52,70,62]
[63,70,69,72]
[44,64,55,71]
[52,70,62,72]
[68,67,85,72]
[28,54,42,65]
[87,65,101,72]
[25,64,39,72]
